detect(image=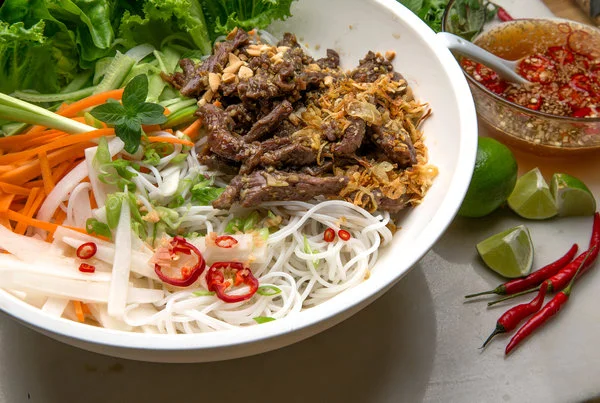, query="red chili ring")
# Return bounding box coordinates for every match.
[76,242,97,260]
[215,235,239,248]
[323,228,335,243]
[338,229,351,241]
[154,237,206,287]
